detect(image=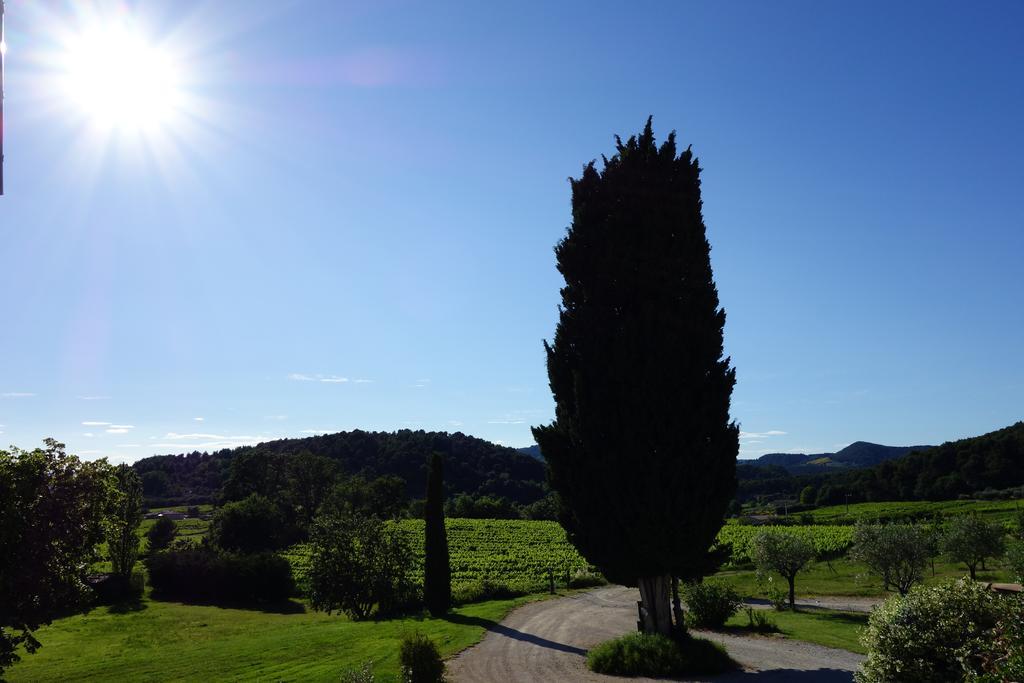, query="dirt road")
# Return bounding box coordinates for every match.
[447,586,865,682]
